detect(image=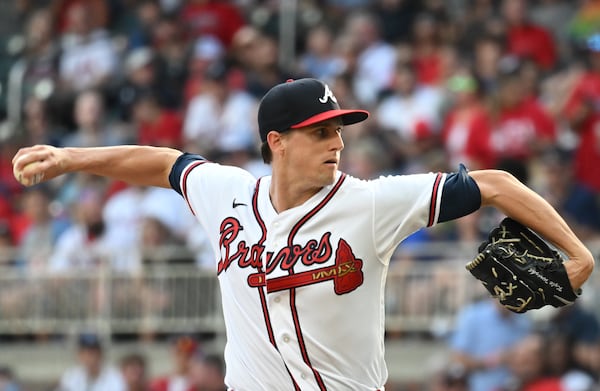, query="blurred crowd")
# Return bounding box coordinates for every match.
[440,298,600,391]
[0,0,600,390]
[0,0,599,273]
[1,333,227,391]
[0,0,597,266]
